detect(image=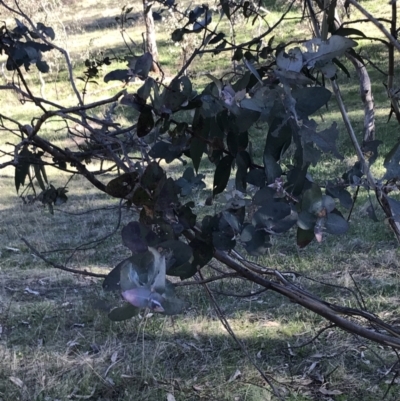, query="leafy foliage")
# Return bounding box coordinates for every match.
[0,19,54,72]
